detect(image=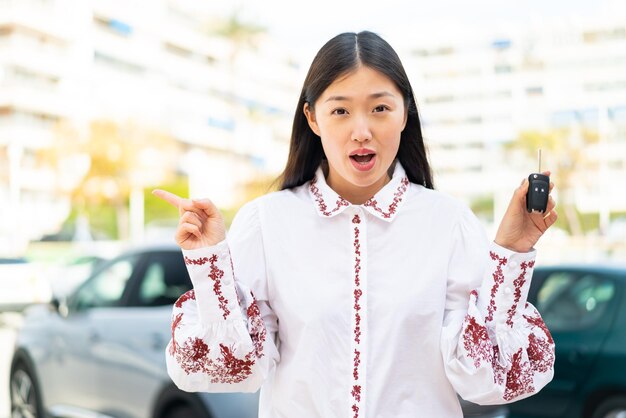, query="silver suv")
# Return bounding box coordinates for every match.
[11,244,258,418]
